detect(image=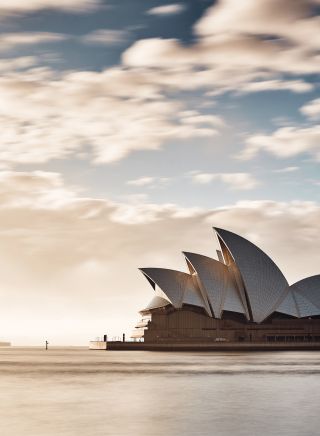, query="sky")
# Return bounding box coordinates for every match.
[0,0,319,345]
